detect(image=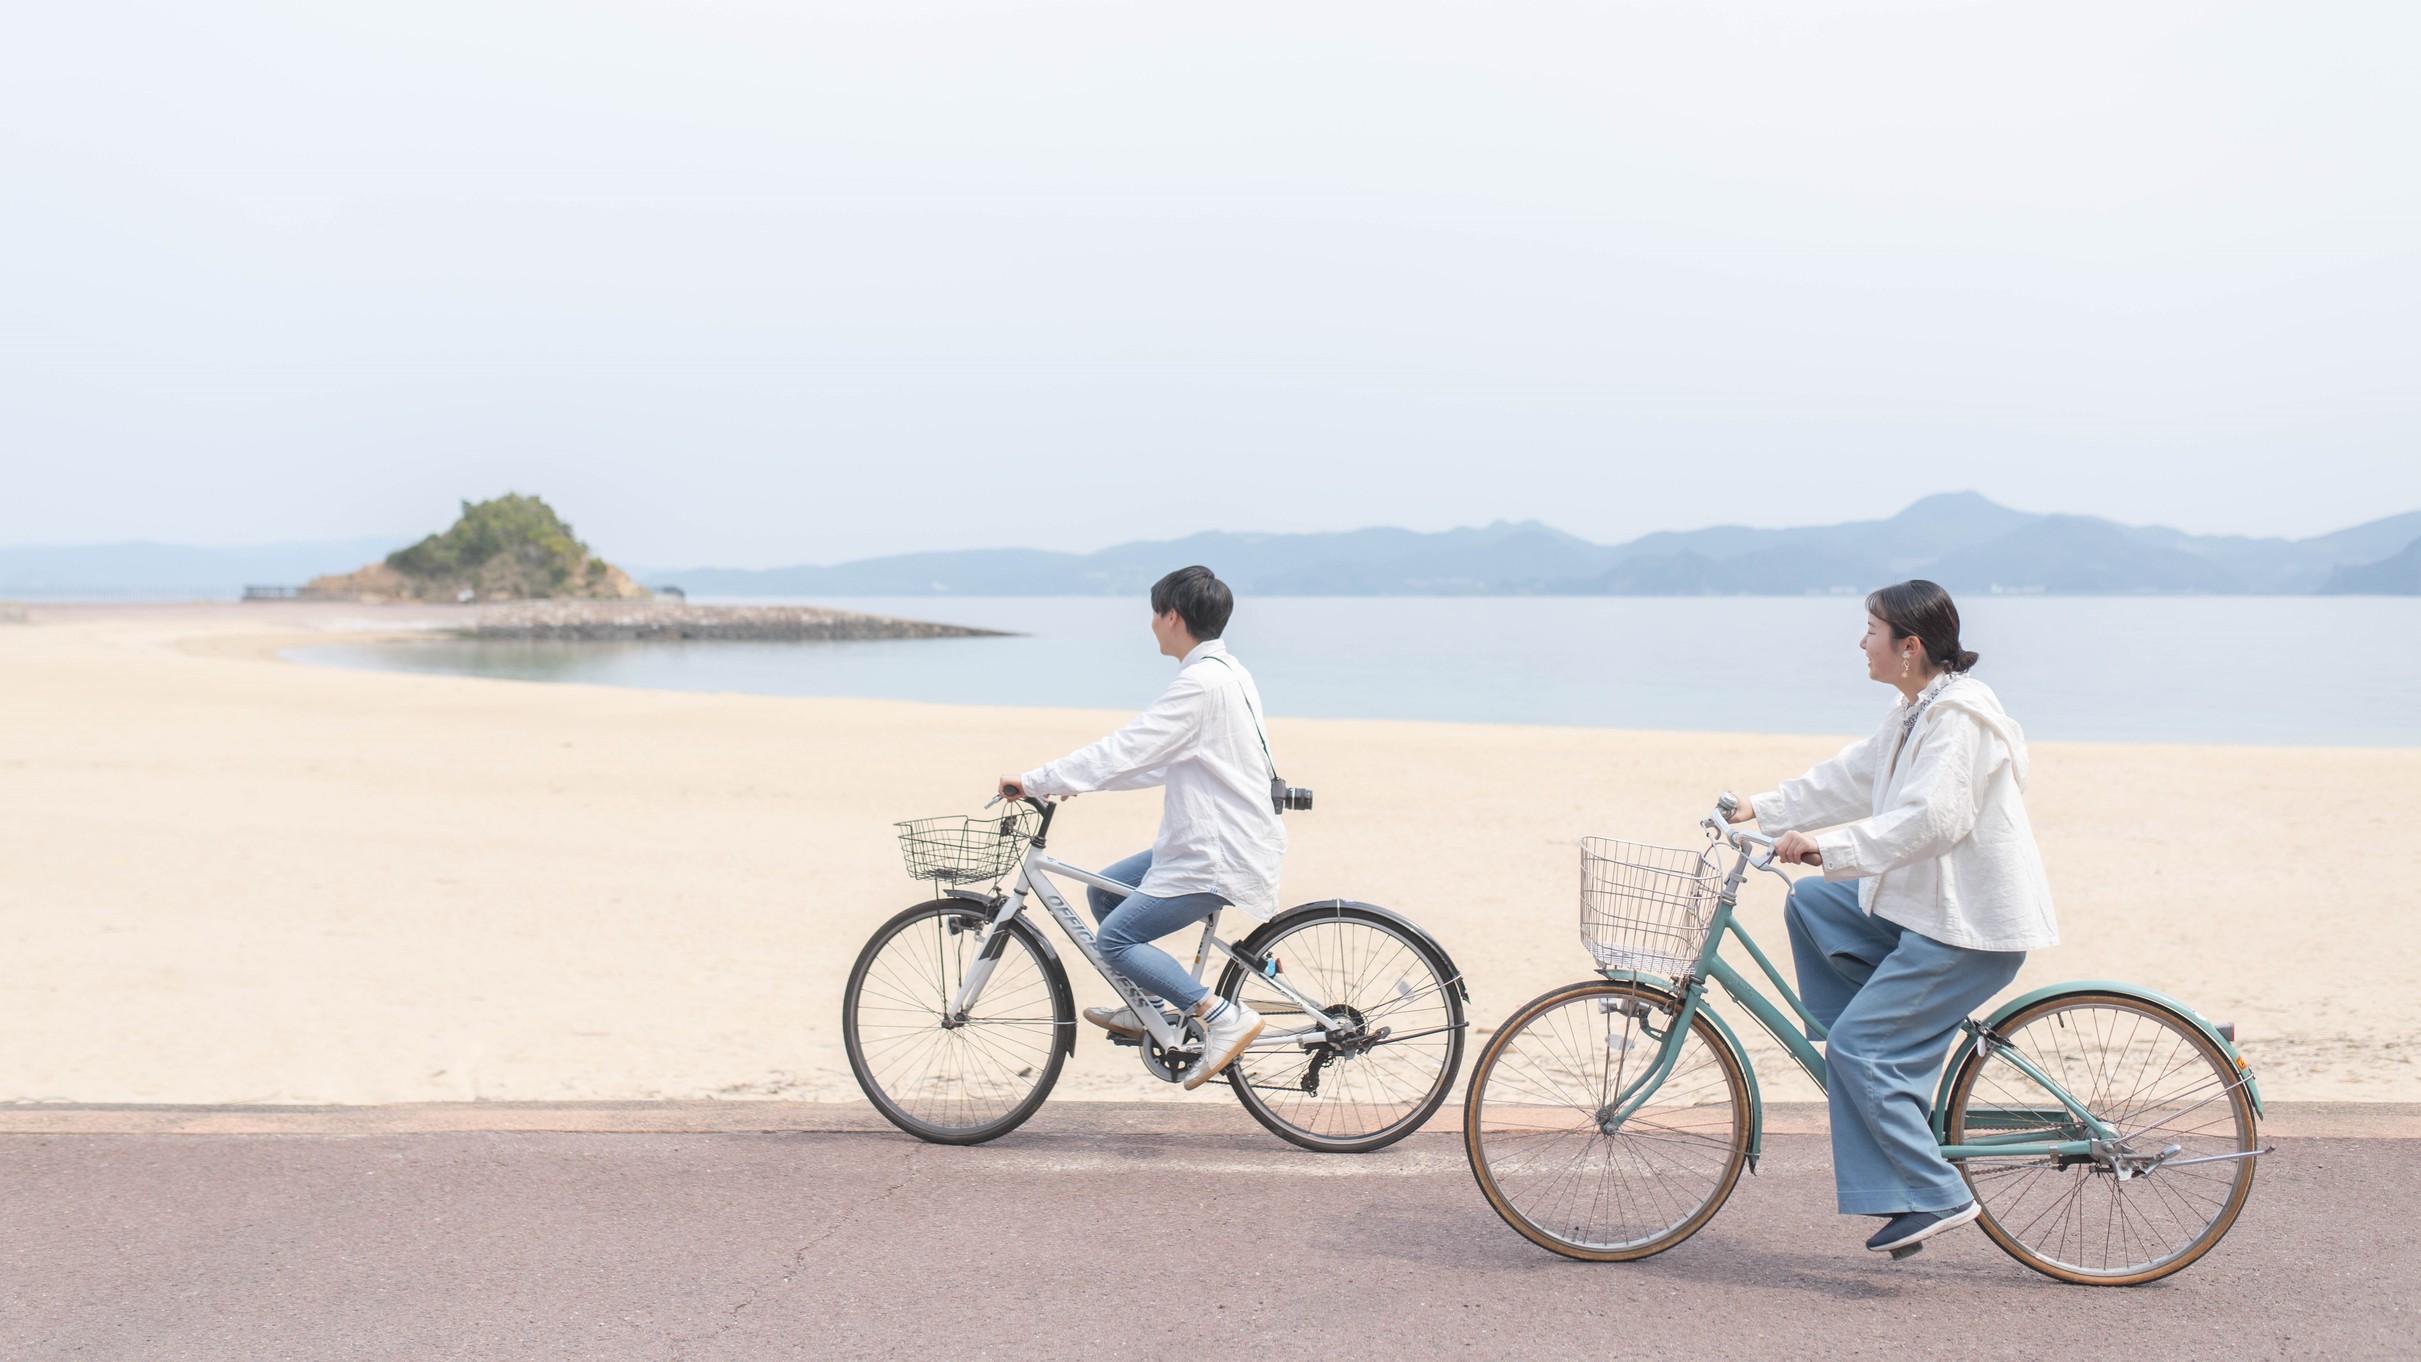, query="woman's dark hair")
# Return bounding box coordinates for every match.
[1151,565,1233,640]
[1865,579,1979,673]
